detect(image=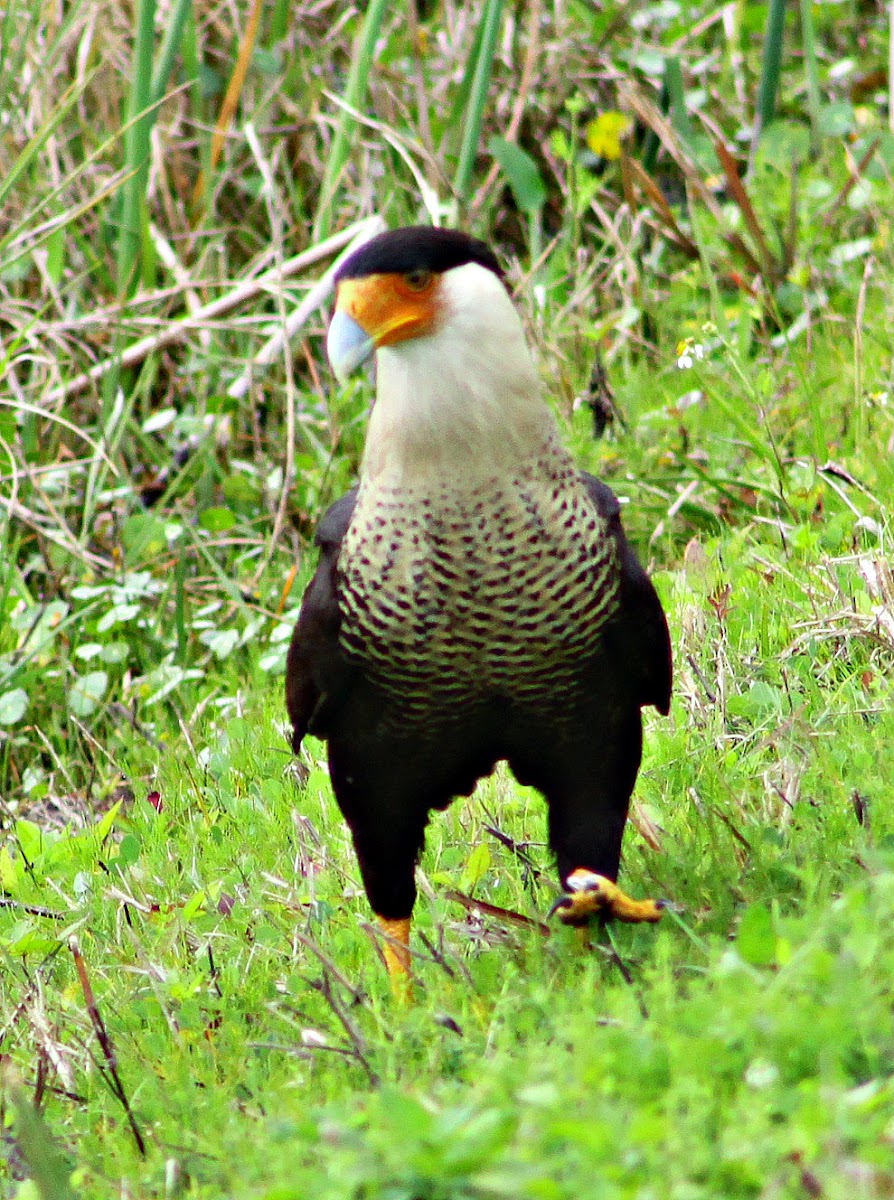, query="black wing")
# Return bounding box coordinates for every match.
[581,472,672,715]
[285,488,358,752]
